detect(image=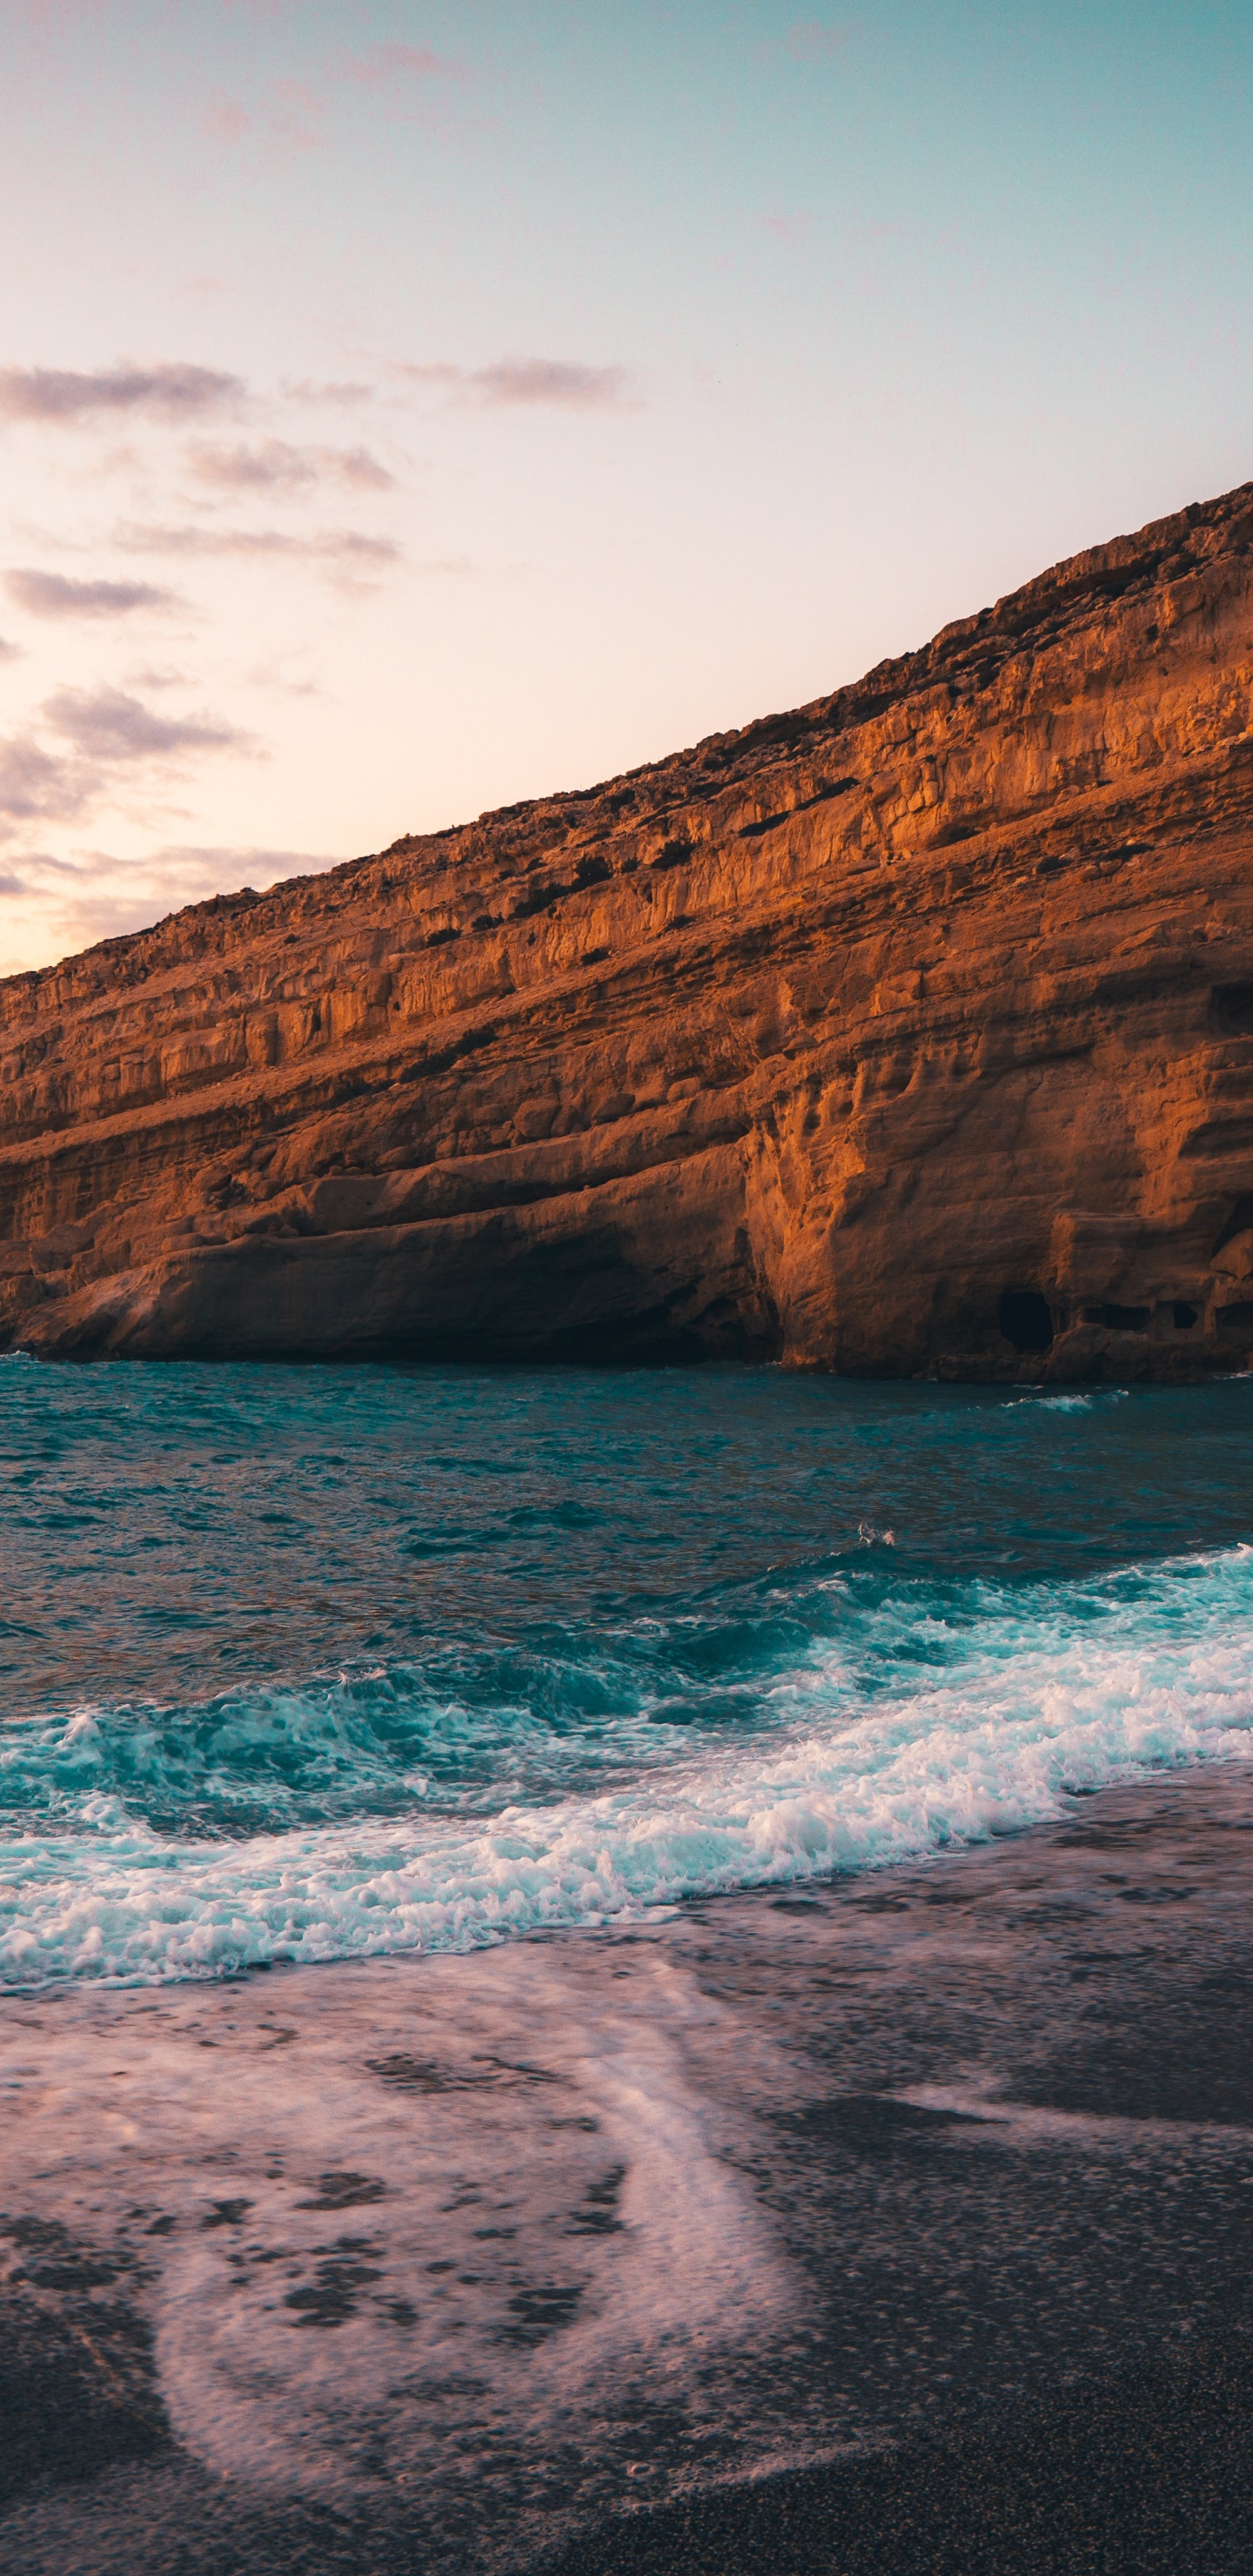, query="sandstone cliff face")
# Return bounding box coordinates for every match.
[3,484,1253,1380]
